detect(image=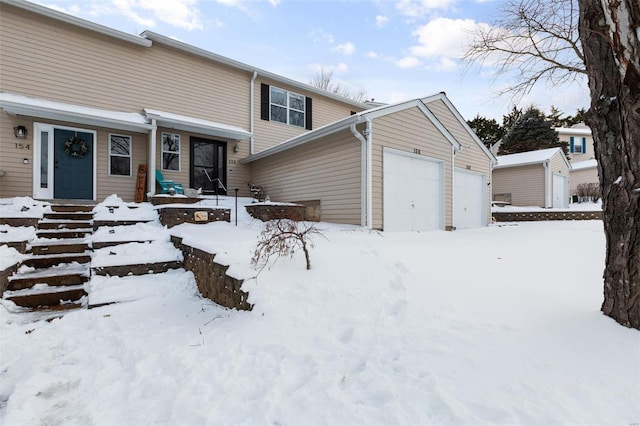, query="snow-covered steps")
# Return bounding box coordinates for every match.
[3,283,87,308]
[38,219,93,230]
[7,263,90,291]
[36,228,94,239]
[21,251,92,269]
[44,211,94,221]
[92,261,183,277]
[29,238,90,255]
